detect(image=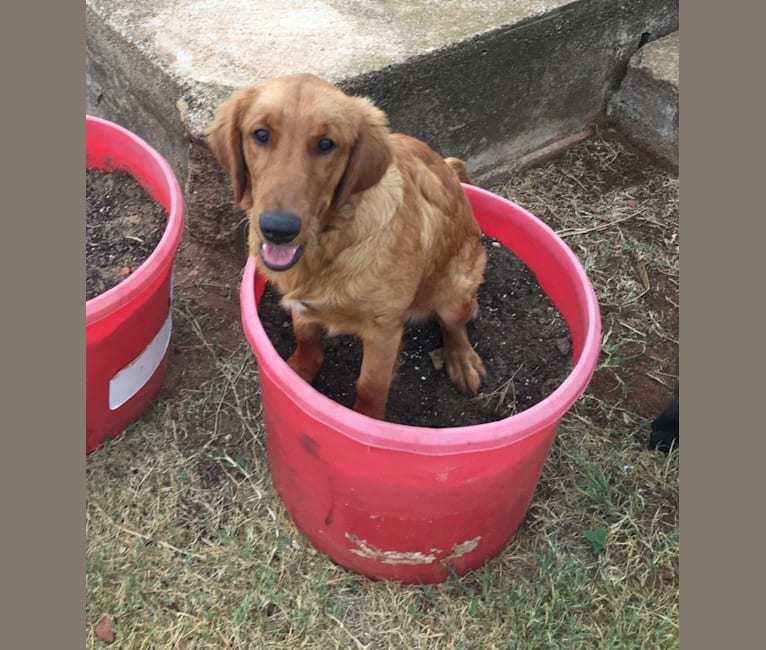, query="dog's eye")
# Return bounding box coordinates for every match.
[317,138,335,154]
[253,128,270,145]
